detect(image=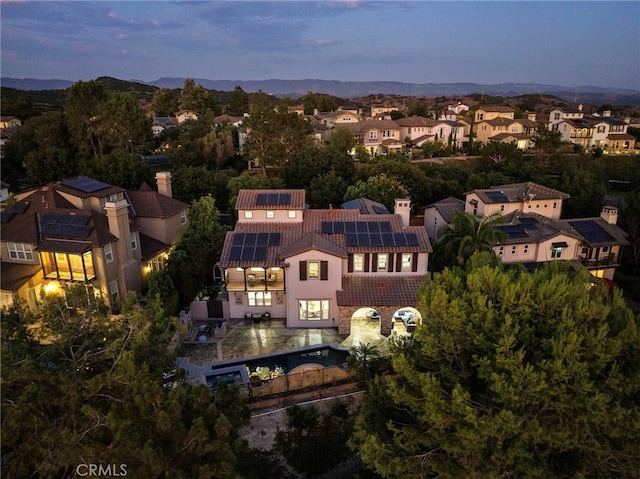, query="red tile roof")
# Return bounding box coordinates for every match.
[337,275,425,306]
